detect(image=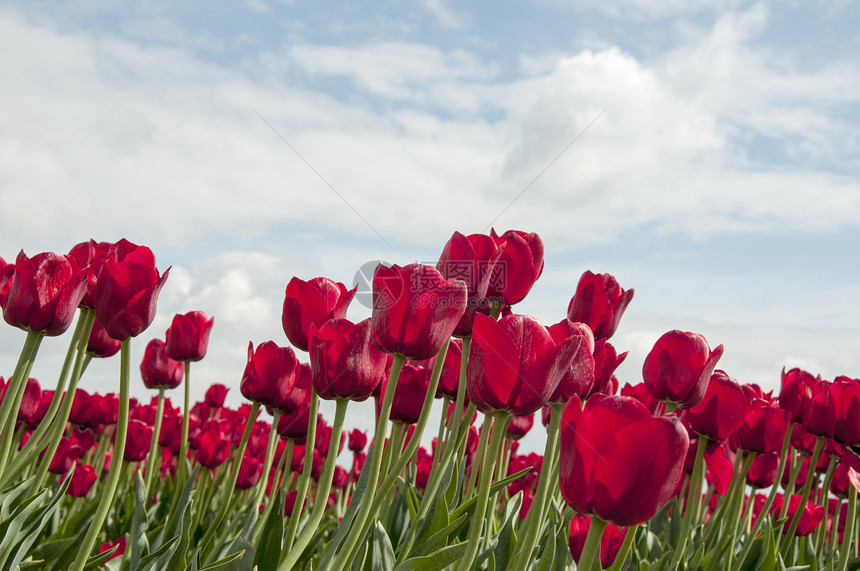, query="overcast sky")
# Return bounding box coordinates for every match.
[2,0,859,452]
